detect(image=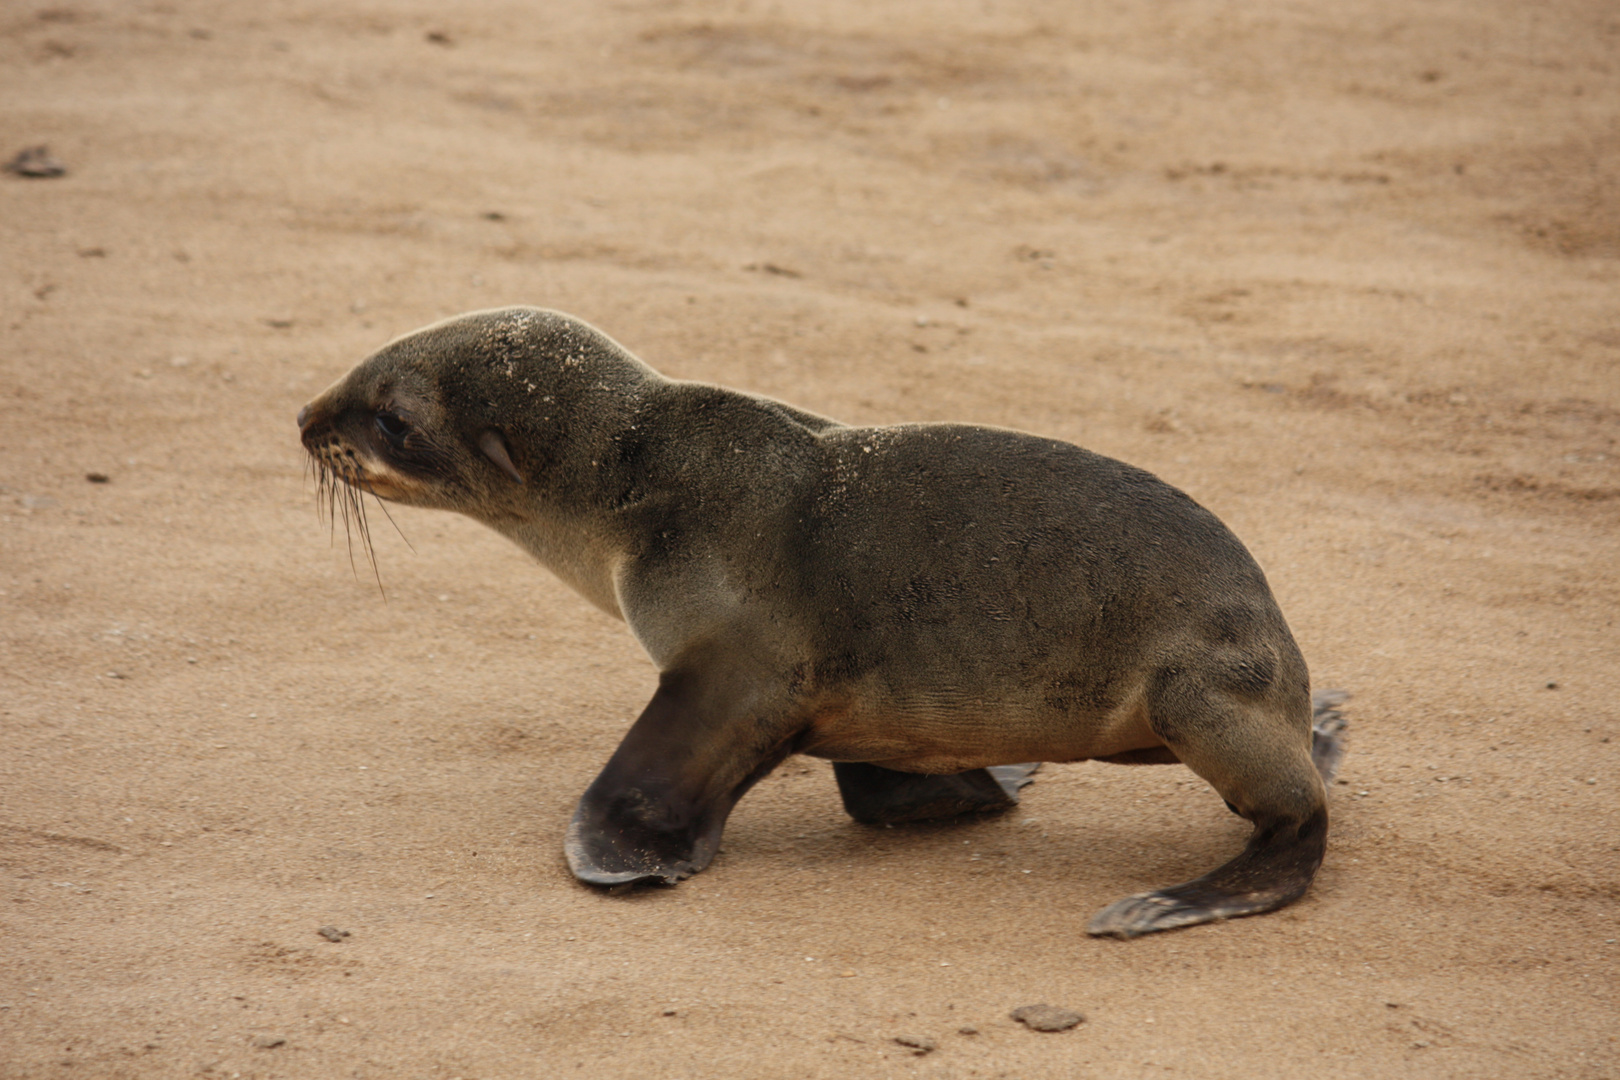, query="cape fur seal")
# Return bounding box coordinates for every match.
[298,306,1346,938]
